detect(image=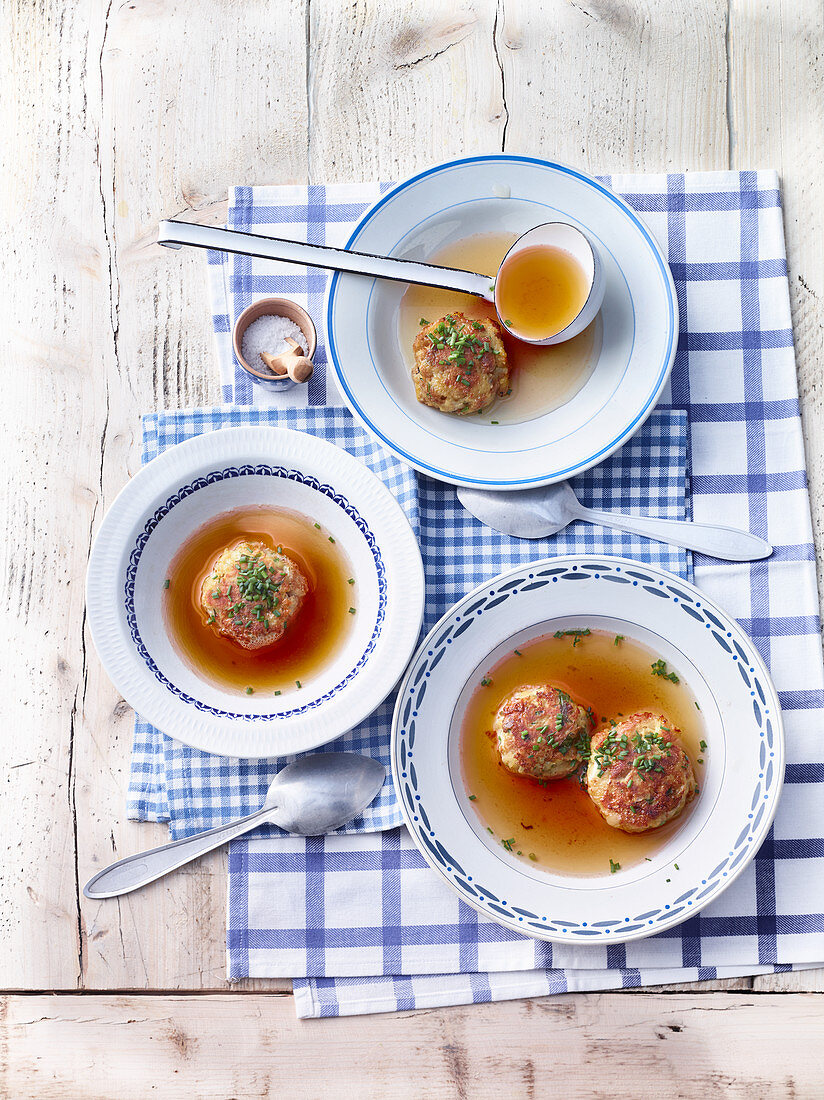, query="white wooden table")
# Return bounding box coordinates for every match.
[3,1,824,1094]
